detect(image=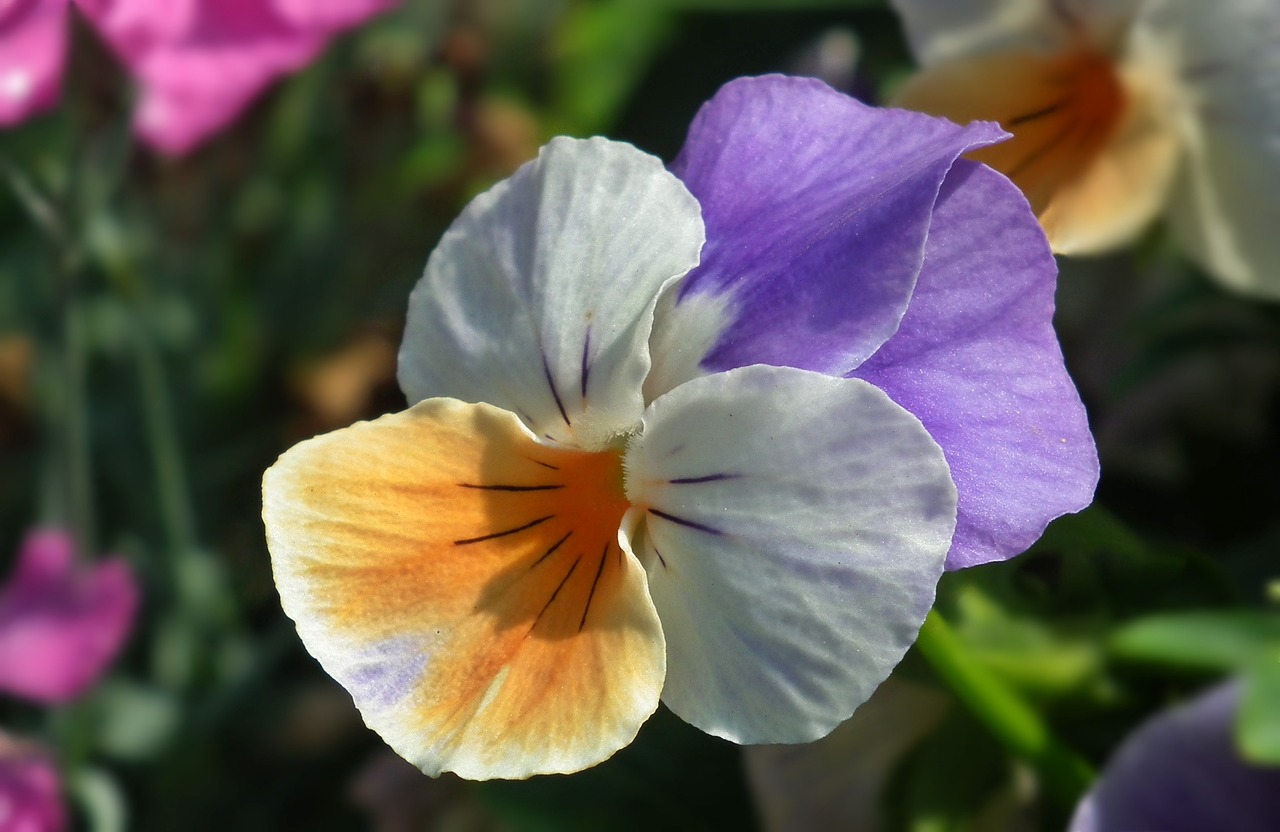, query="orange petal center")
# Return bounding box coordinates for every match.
[265,401,662,777]
[897,44,1128,215]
